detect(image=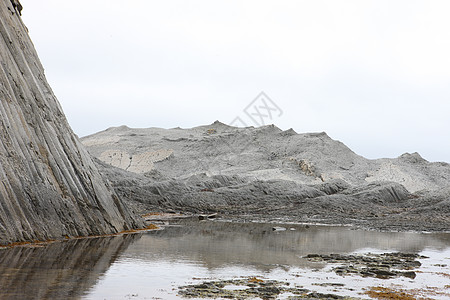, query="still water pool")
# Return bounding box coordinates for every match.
[0,219,449,299]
